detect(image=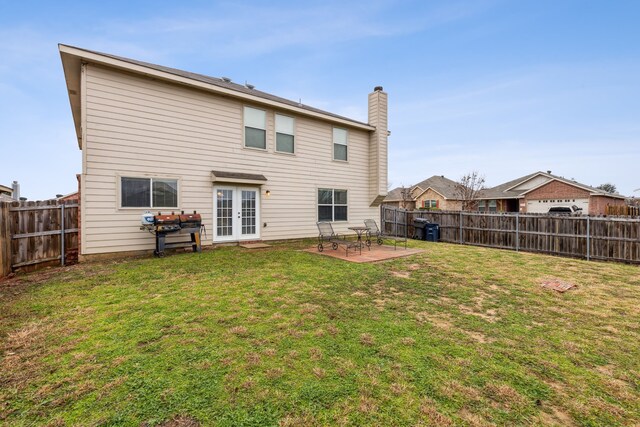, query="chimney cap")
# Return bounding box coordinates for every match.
[374,86,383,92]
